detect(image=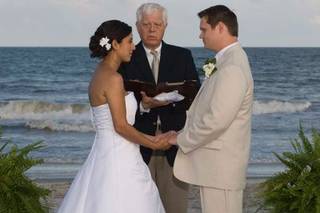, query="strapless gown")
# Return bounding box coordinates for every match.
[57,92,165,213]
